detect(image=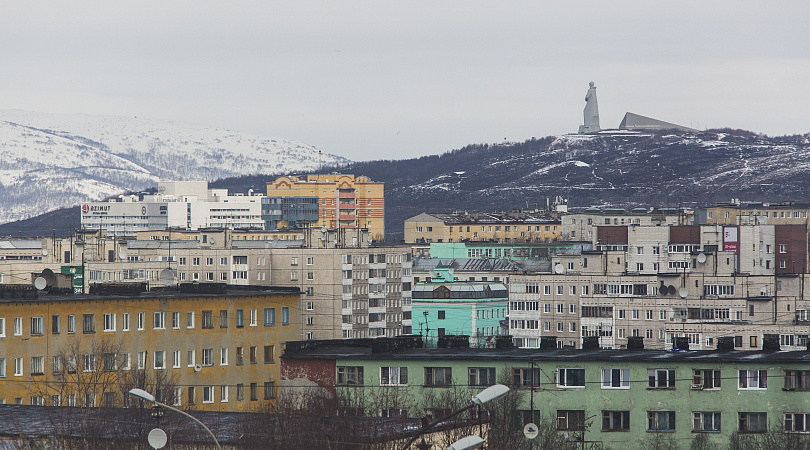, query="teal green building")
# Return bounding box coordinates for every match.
[411,268,508,346]
[428,241,590,260]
